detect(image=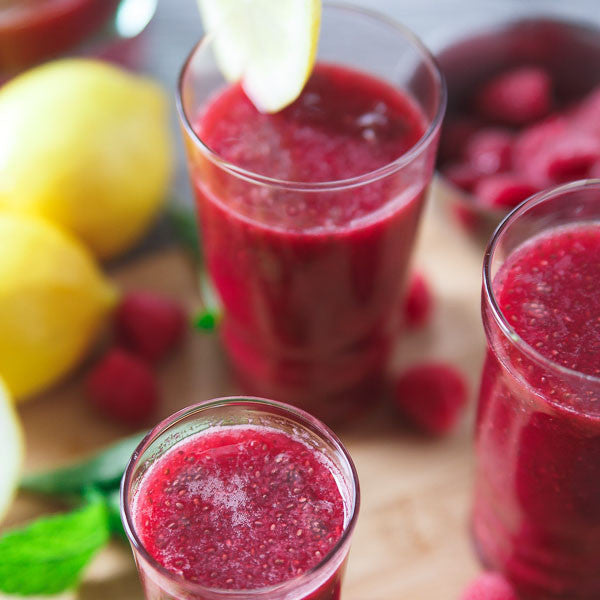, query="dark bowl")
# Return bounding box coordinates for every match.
[434,17,600,244]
